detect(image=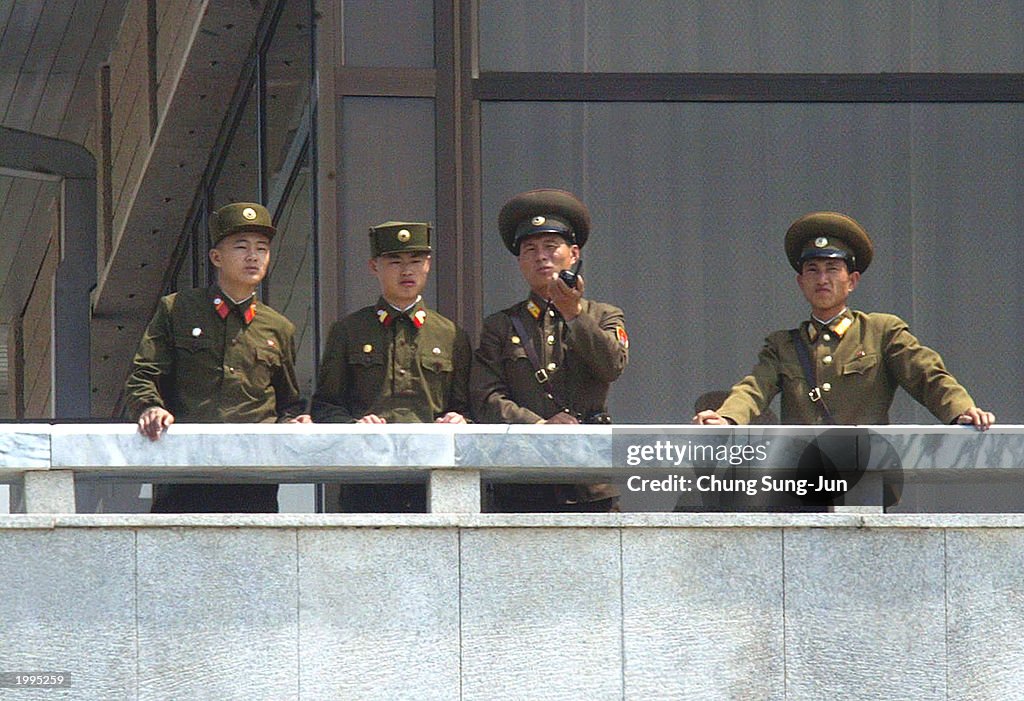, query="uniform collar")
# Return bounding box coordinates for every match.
[376,296,427,328]
[211,286,257,324]
[805,308,853,342]
[525,292,554,321]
